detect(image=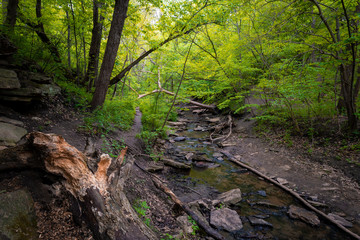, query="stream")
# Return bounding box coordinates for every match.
[163,108,353,240]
